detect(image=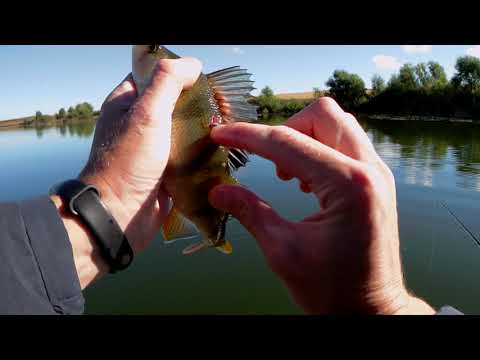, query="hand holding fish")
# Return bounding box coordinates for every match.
[62,58,202,287]
[209,97,436,314]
